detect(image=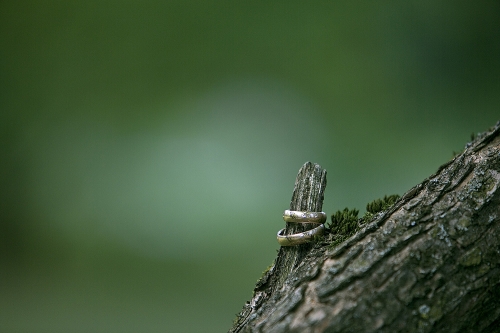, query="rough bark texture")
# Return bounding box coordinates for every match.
[230,121,500,333]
